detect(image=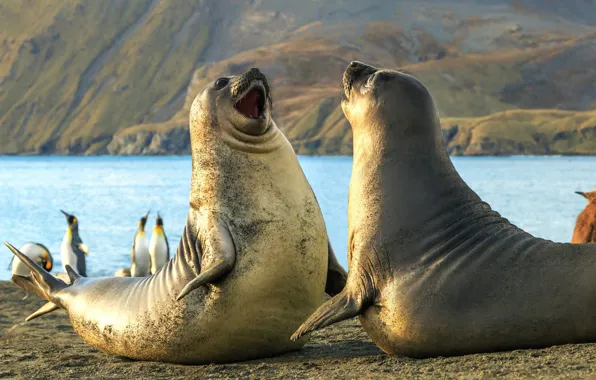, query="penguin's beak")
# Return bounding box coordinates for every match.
[145,210,151,219]
[575,191,587,199]
[61,210,71,218]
